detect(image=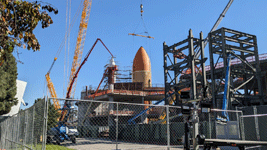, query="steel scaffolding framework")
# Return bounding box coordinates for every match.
[163,29,208,106]
[208,27,264,108]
